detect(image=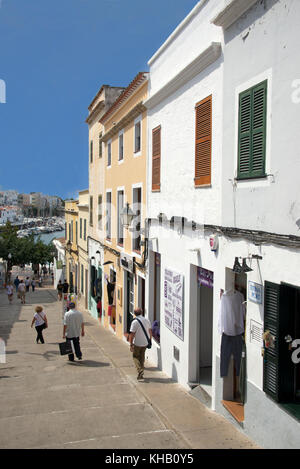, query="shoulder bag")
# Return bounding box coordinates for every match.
[134,317,152,349]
